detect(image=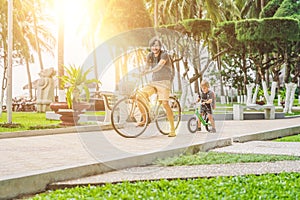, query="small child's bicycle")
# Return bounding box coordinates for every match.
[187,104,213,133]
